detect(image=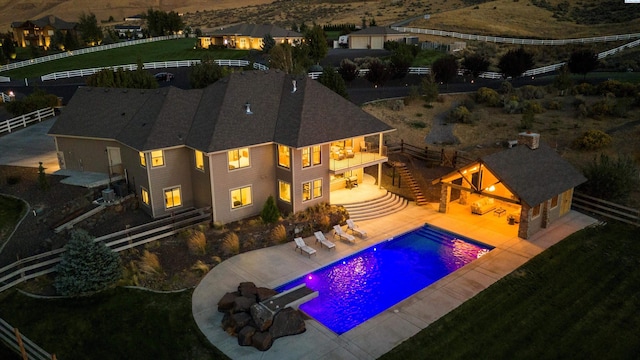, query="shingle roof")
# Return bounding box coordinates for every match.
[480,143,586,206]
[211,24,302,38]
[349,26,406,36]
[49,71,395,153]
